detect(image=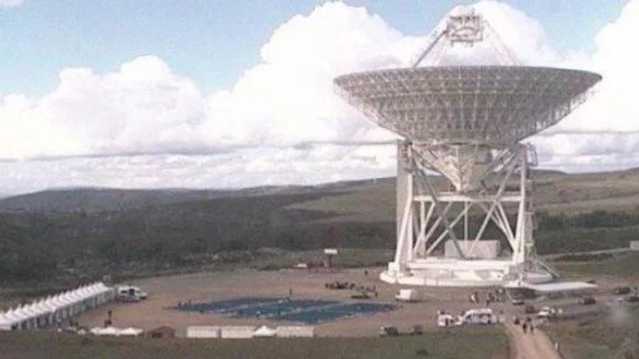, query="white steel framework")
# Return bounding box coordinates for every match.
[379,141,550,286]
